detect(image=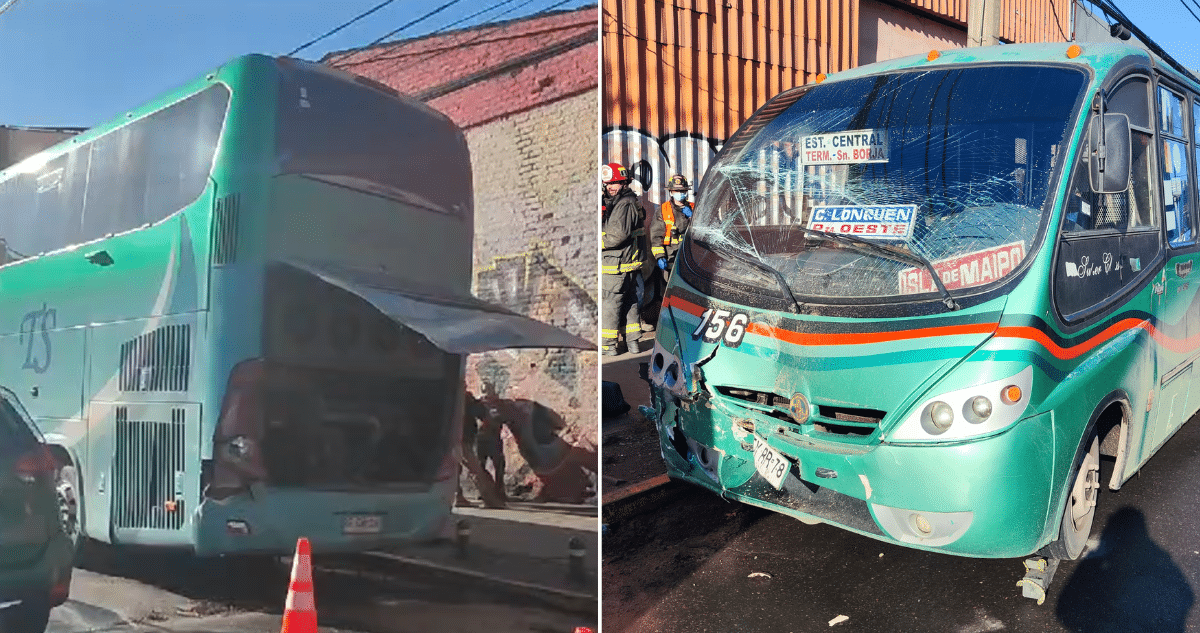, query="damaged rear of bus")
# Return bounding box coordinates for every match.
[649,43,1181,561]
[194,56,591,555]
